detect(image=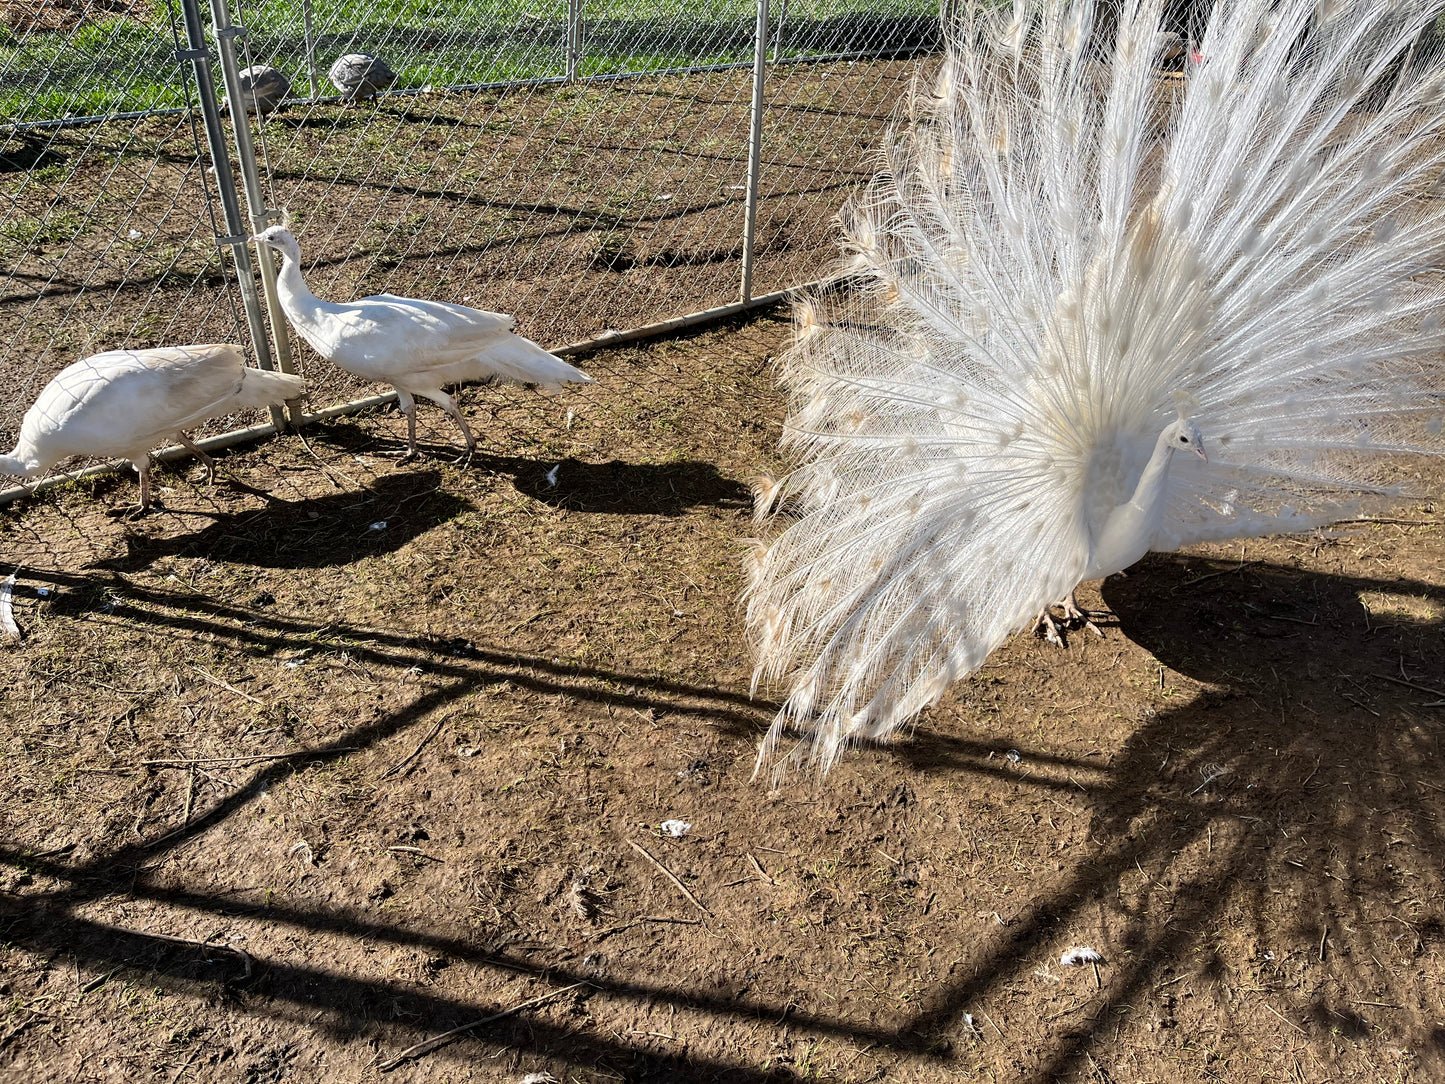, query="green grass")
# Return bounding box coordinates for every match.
[0,0,934,124]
